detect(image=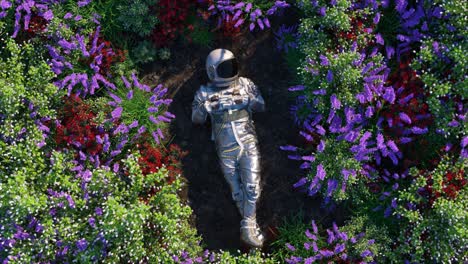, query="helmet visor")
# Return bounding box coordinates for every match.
[217,58,238,79]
